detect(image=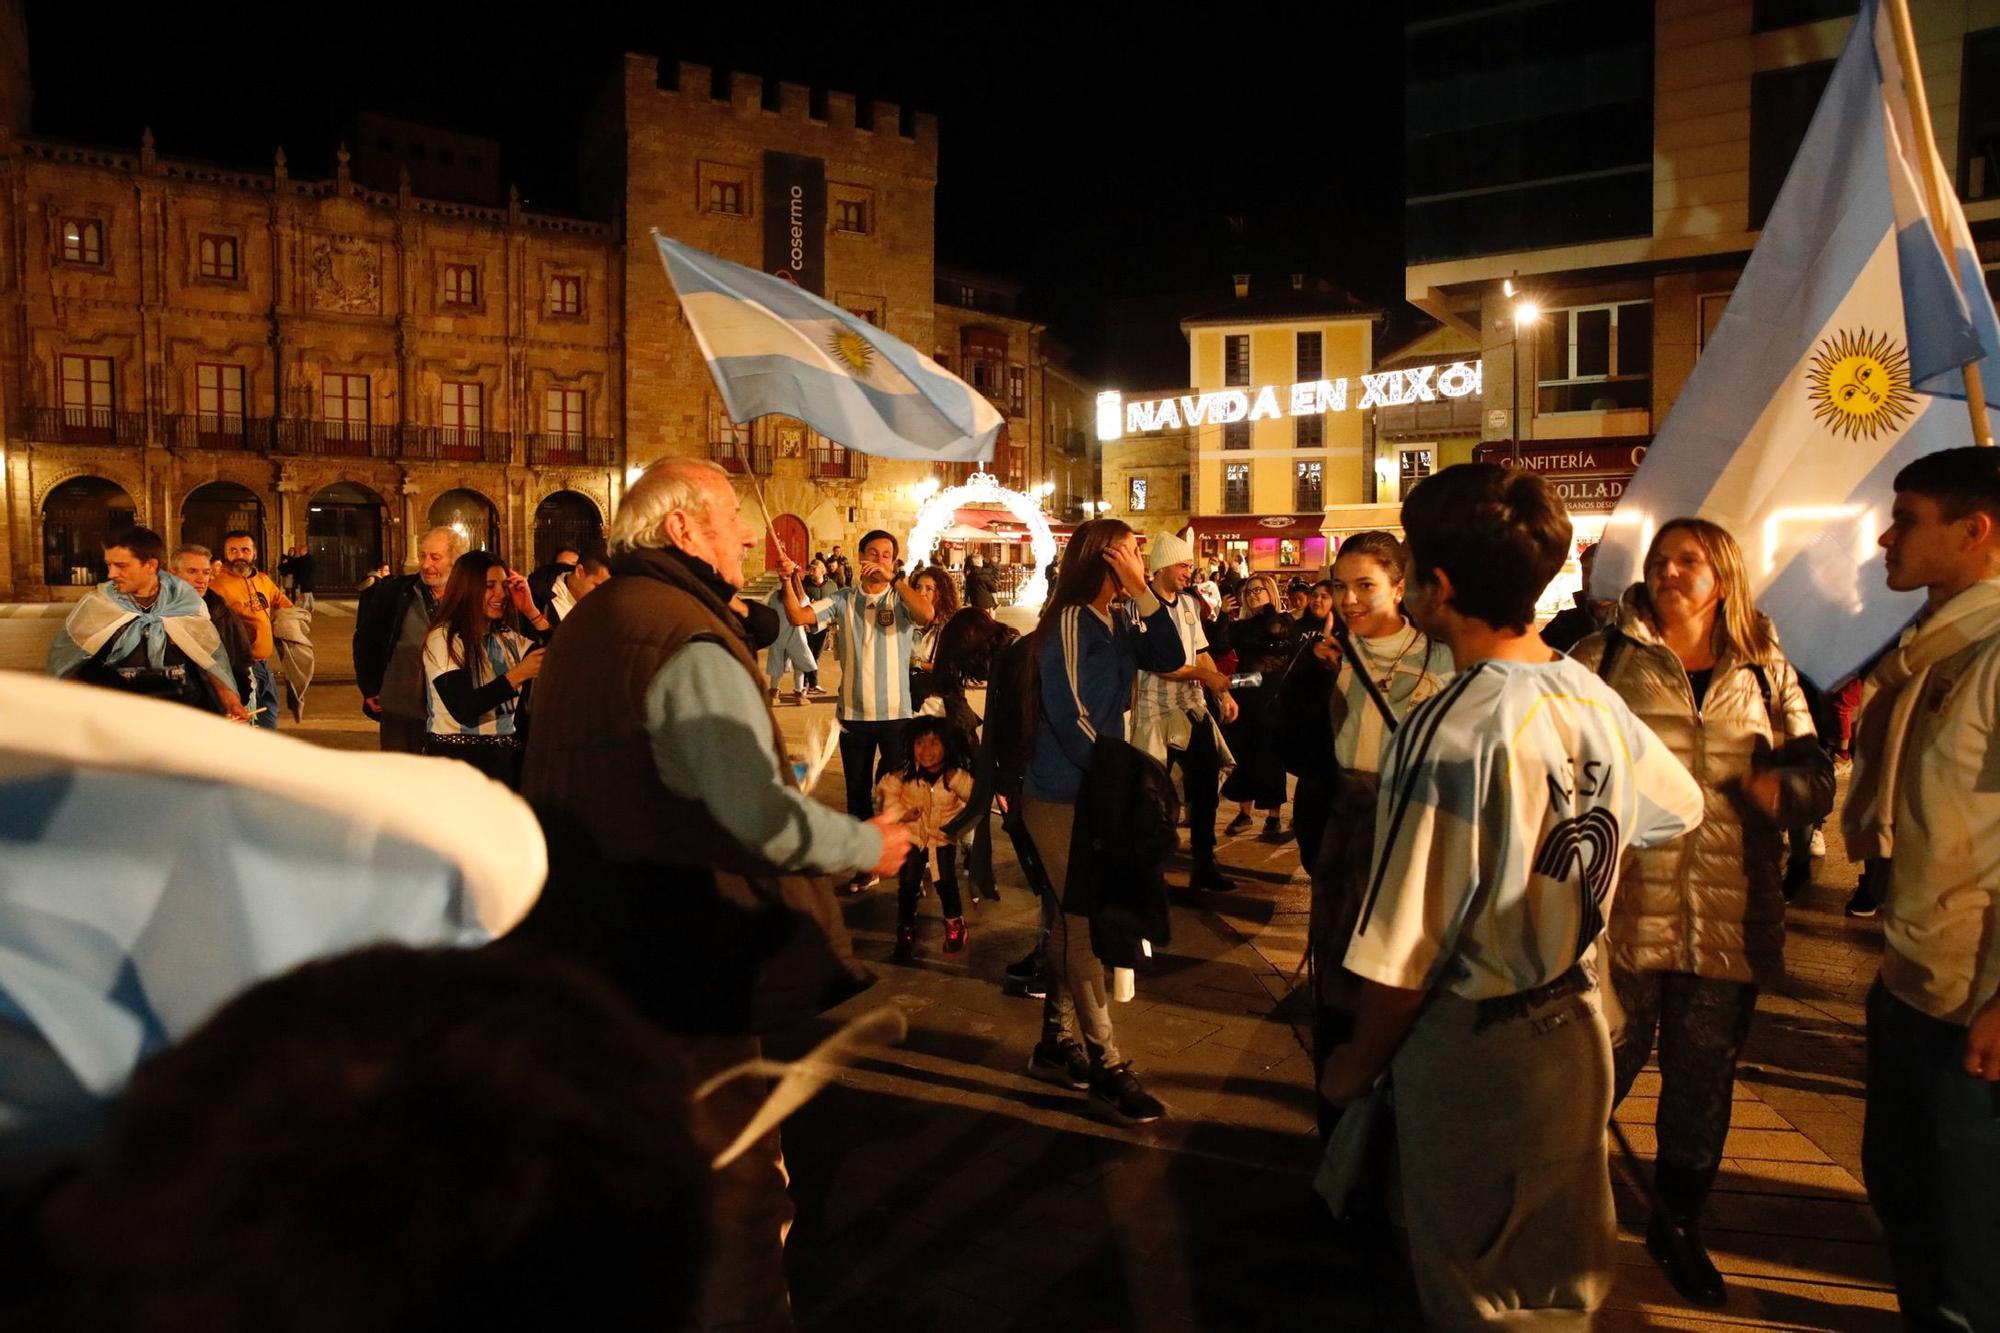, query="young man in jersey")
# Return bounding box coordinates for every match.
[1321,463,1703,1328]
